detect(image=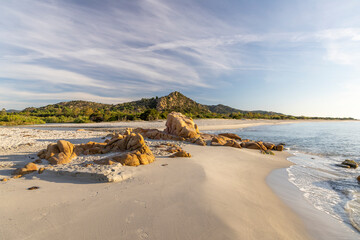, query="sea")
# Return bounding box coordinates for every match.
[206,121,360,234]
